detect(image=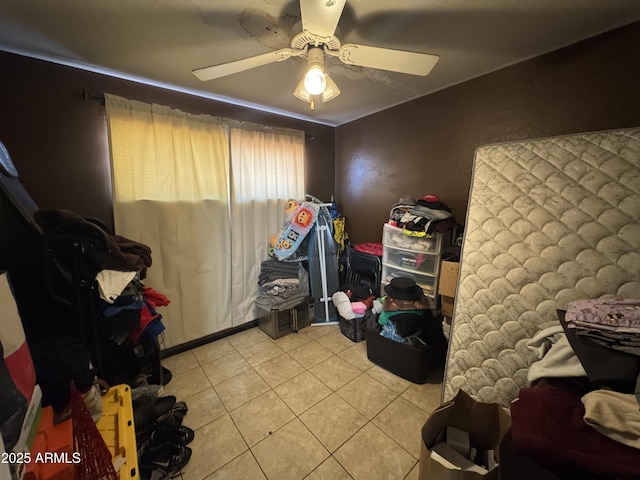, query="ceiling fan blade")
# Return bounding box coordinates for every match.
[300,0,346,39]
[193,48,294,81]
[337,44,439,76]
